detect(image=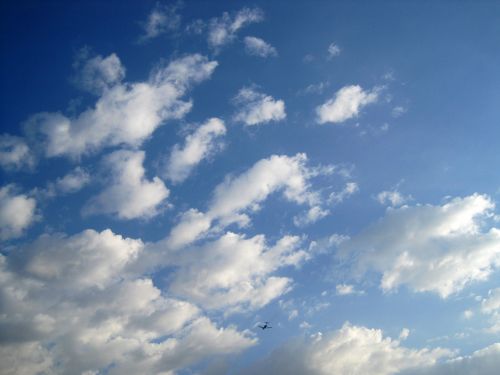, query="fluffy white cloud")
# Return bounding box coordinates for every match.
[164,117,226,183]
[327,42,341,59]
[169,232,308,312]
[73,50,126,94]
[167,153,327,249]
[0,185,37,240]
[328,181,359,204]
[336,283,364,296]
[244,36,277,57]
[377,189,411,207]
[233,87,286,126]
[140,2,181,41]
[482,288,500,314]
[293,205,330,227]
[55,166,90,194]
[26,54,217,158]
[240,322,451,375]
[338,194,500,297]
[0,134,34,171]
[208,7,263,49]
[316,85,380,124]
[84,150,169,219]
[0,229,256,375]
[402,343,500,375]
